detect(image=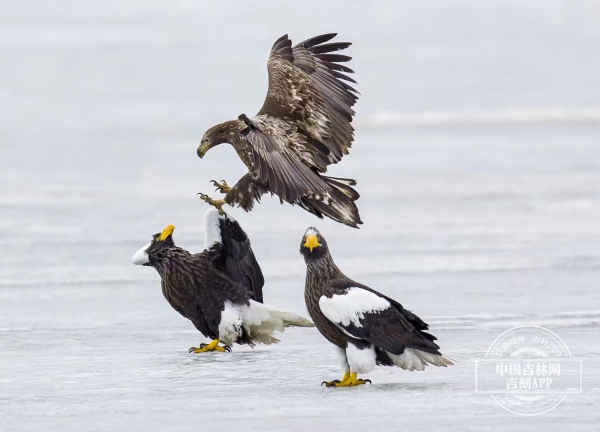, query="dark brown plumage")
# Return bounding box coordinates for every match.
[131,213,313,353]
[166,253,238,338]
[143,226,250,345]
[197,33,362,228]
[299,227,453,387]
